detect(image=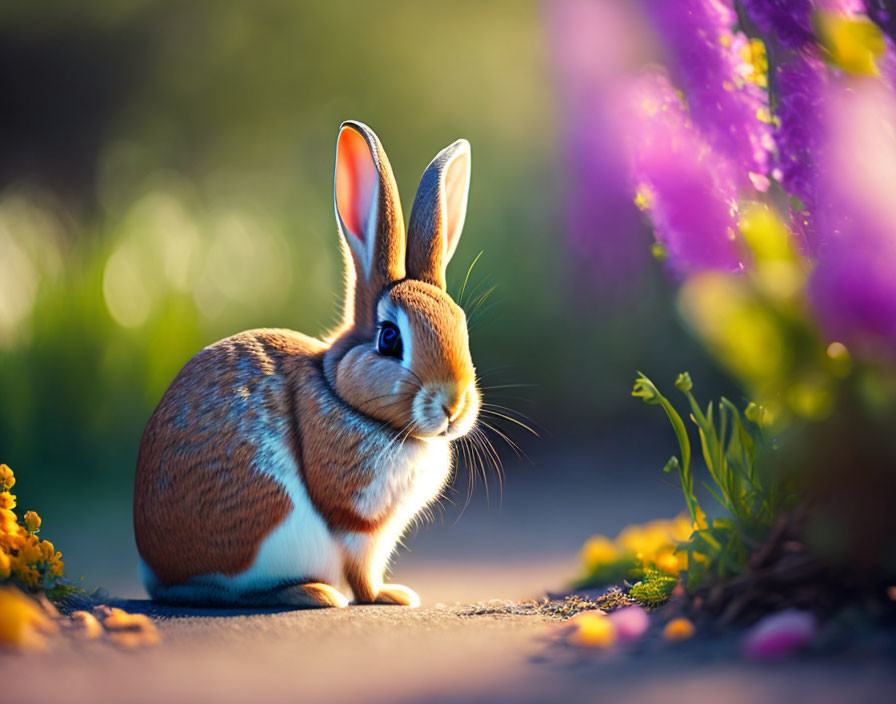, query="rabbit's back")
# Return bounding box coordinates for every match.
[134,329,332,588]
